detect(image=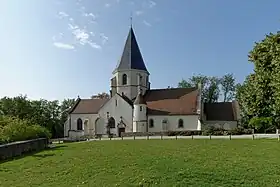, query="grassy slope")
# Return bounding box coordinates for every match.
[1,140,280,187]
